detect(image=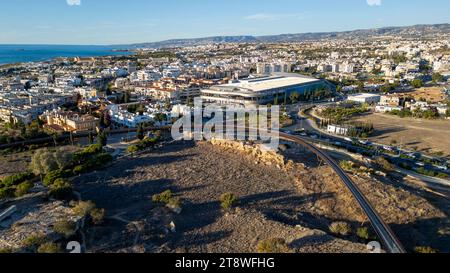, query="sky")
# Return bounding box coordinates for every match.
[0,0,449,45]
